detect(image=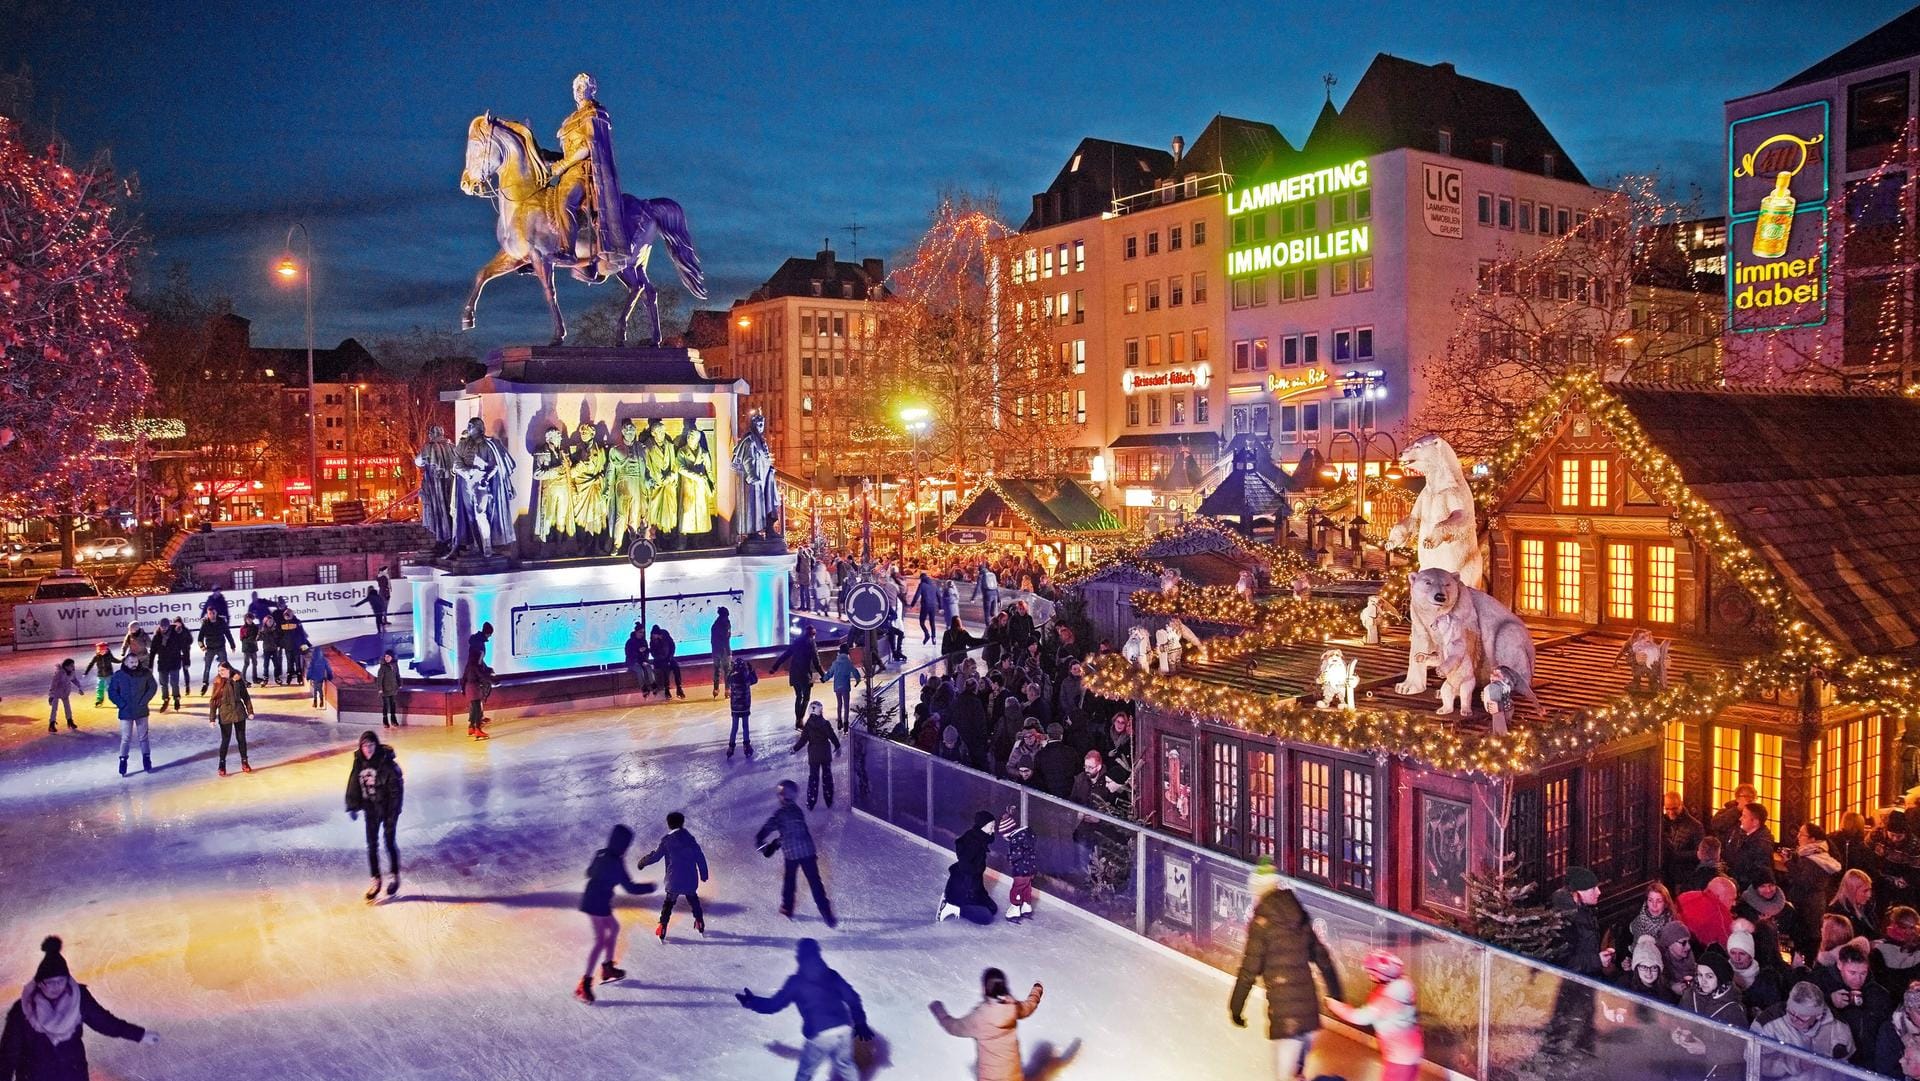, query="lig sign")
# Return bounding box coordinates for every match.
[1225,160,1369,217]
[1122,362,1212,395]
[1266,368,1329,401]
[1726,101,1830,332]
